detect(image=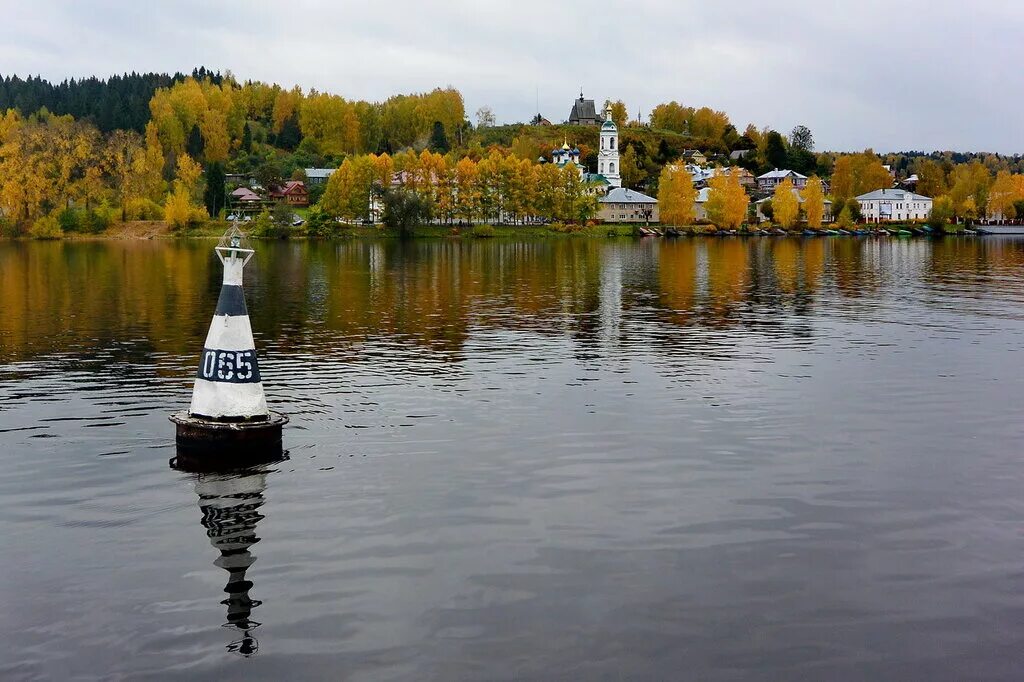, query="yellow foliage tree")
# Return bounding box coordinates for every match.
[830,151,892,199]
[174,154,203,200]
[454,156,480,223]
[271,86,303,133]
[705,170,748,229]
[914,159,949,198]
[657,165,696,226]
[560,163,598,223]
[300,92,360,156]
[510,136,537,161]
[948,162,992,219]
[603,99,628,128]
[772,178,800,228]
[986,171,1019,220]
[164,152,207,229]
[320,158,359,219]
[0,113,98,222]
[803,176,825,228]
[148,77,237,163]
